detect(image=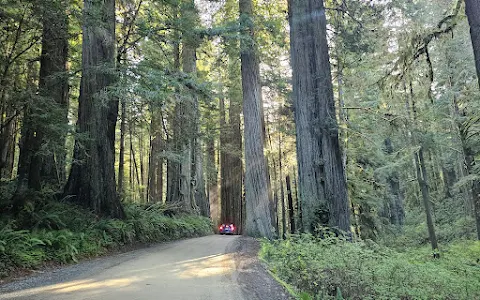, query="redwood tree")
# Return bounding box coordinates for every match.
[220,32,244,233]
[465,0,480,240]
[289,0,350,233]
[64,0,124,218]
[14,0,69,204]
[240,0,274,238]
[466,0,480,88]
